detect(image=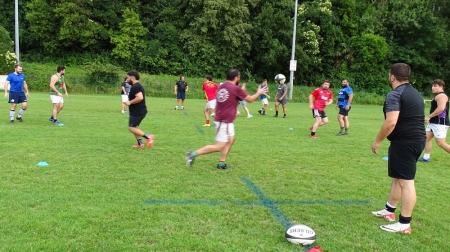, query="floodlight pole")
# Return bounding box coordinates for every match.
[15,0,20,63]
[288,0,298,100]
